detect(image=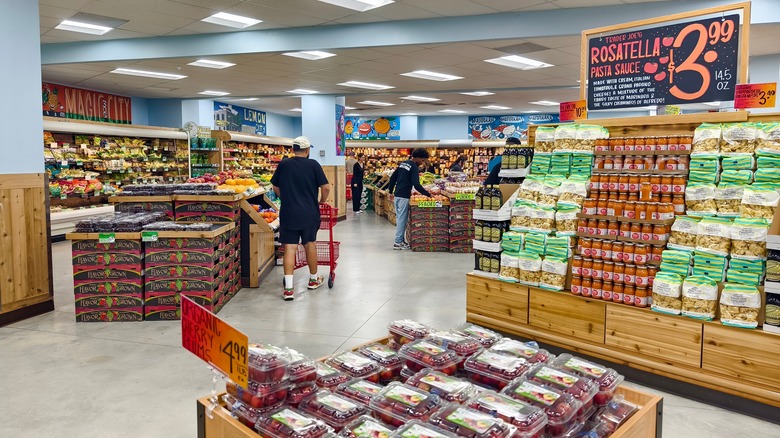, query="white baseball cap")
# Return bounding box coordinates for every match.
[293,136,312,149]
